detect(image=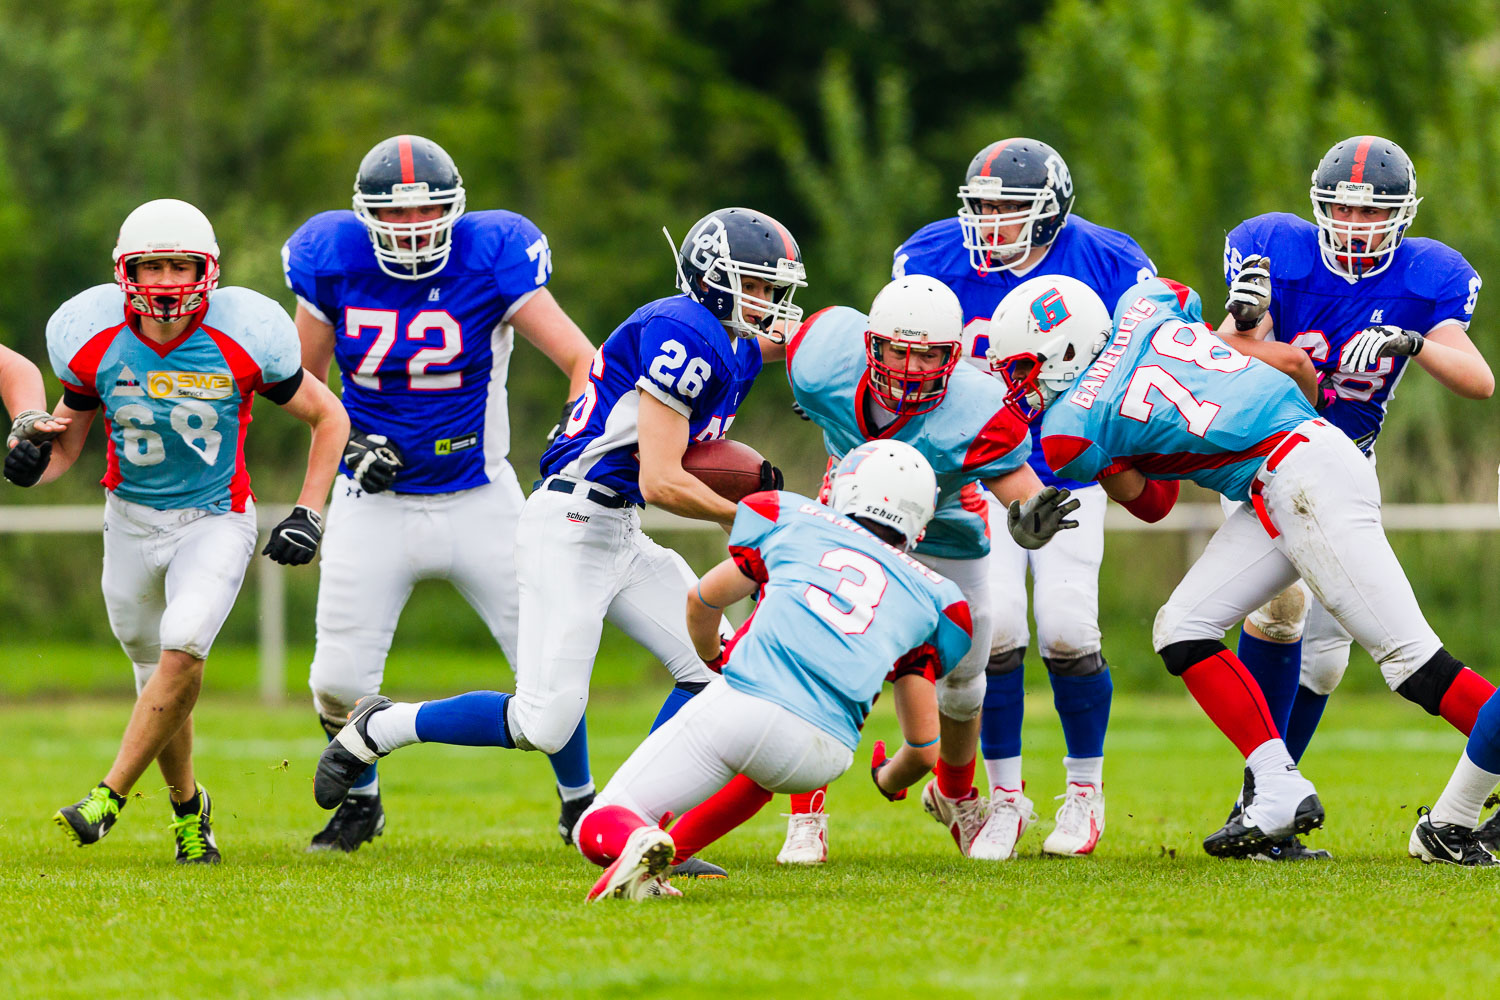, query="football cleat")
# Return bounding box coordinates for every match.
[54,784,123,847]
[1251,836,1333,862]
[1409,807,1497,867]
[1204,793,1323,858]
[558,789,595,846]
[1042,782,1104,857]
[170,784,221,864]
[314,695,392,810]
[921,780,991,857]
[670,856,728,879]
[586,826,676,902]
[971,787,1035,860]
[1476,809,1500,853]
[308,792,386,853]
[776,812,829,865]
